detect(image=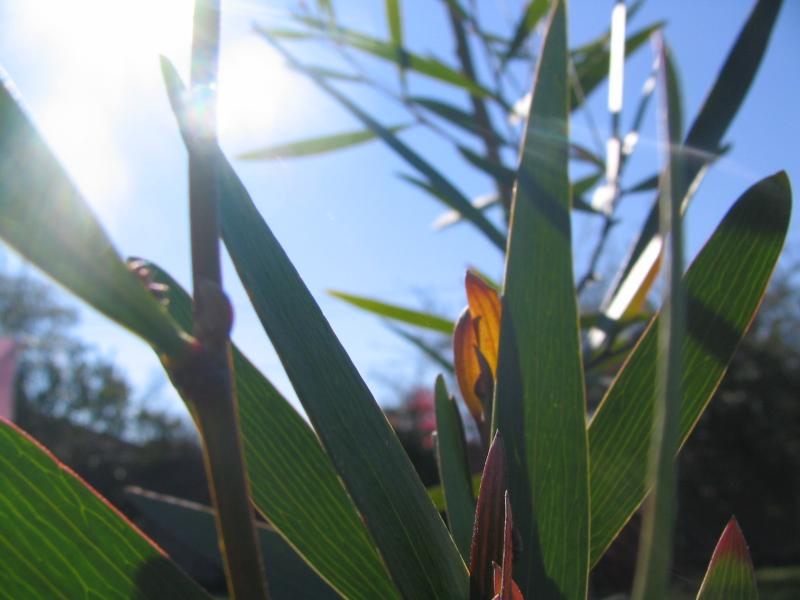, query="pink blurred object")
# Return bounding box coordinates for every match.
[0,337,17,420]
